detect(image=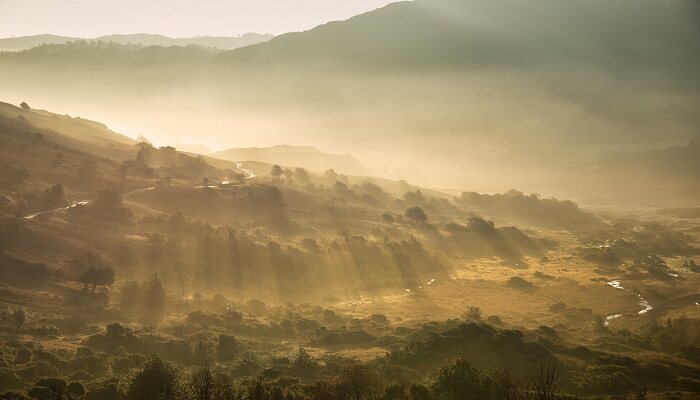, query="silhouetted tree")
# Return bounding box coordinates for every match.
[78,265,115,293]
[77,253,115,293]
[41,183,66,208]
[405,207,428,223]
[294,168,311,185]
[194,341,212,365]
[283,169,295,184]
[217,335,240,362]
[340,363,381,400]
[271,164,283,179]
[142,272,166,324]
[120,280,141,312]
